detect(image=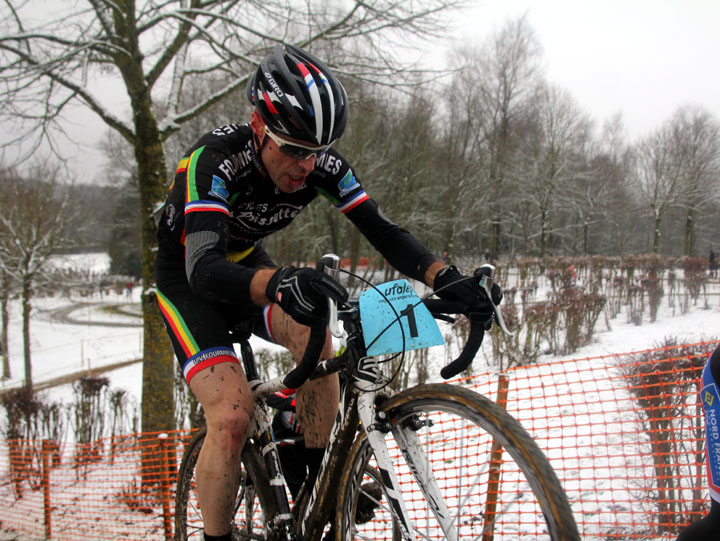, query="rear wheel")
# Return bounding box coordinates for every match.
[336,384,579,540]
[175,428,277,540]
